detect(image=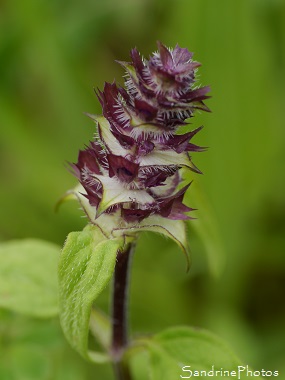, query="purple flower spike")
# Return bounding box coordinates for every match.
[67,42,210,259]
